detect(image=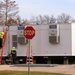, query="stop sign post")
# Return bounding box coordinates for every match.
[24,26,35,75]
